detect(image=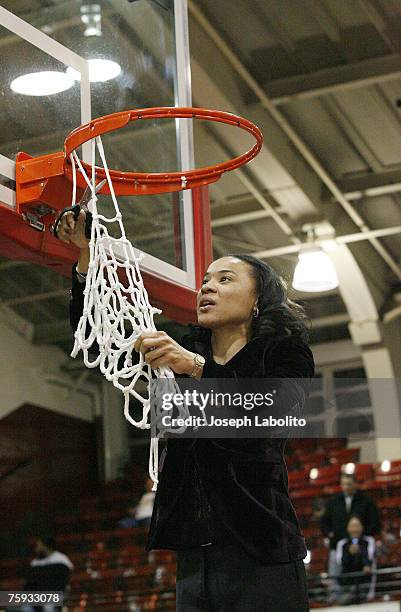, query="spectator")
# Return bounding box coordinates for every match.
[22,536,73,612]
[311,496,326,521]
[321,473,380,601]
[117,504,138,529]
[336,516,376,605]
[117,478,155,529]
